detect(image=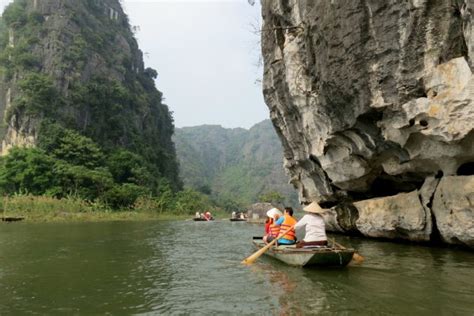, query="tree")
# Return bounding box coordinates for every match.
[0,147,56,195]
[173,188,213,214]
[38,123,104,168]
[106,149,152,186]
